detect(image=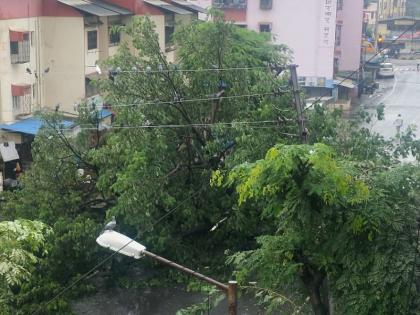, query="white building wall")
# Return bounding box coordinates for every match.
[246,0,337,84]
[0,17,38,122]
[39,17,85,113]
